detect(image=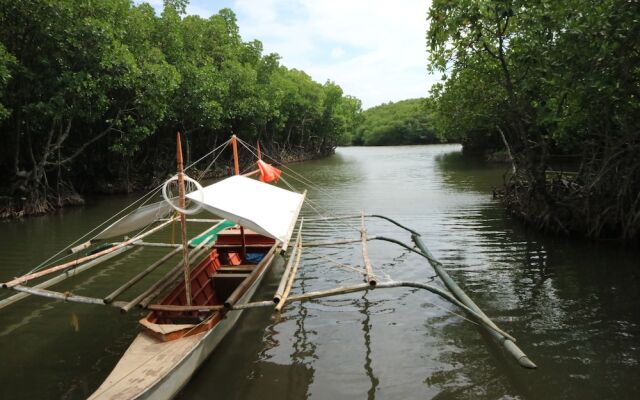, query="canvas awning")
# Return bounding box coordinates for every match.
[186,175,305,249]
[94,201,173,240]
